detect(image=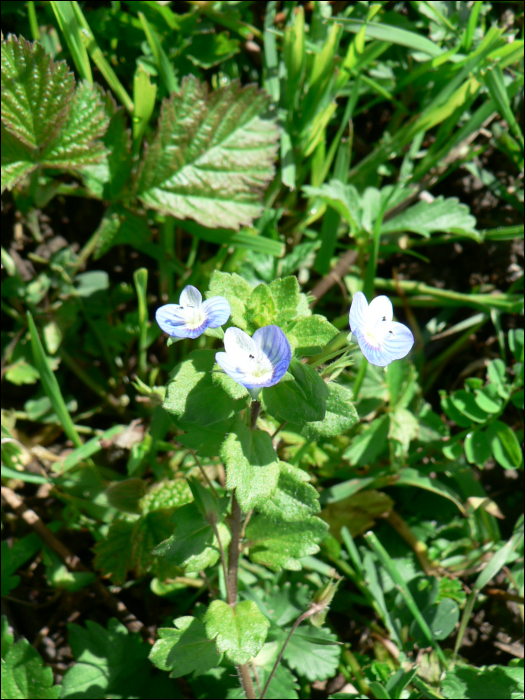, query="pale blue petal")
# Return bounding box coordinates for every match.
[268,357,291,386]
[368,295,393,325]
[179,285,202,309]
[353,327,393,367]
[349,291,368,333]
[203,296,231,328]
[215,352,249,385]
[156,304,208,339]
[380,321,414,361]
[253,325,292,370]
